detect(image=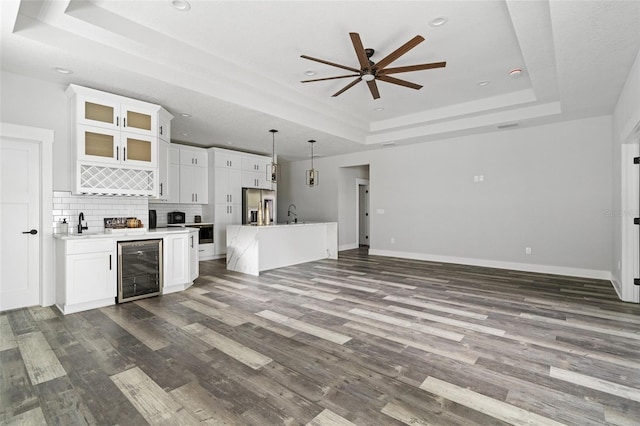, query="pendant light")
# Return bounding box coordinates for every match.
[306,139,319,187]
[268,129,279,183]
